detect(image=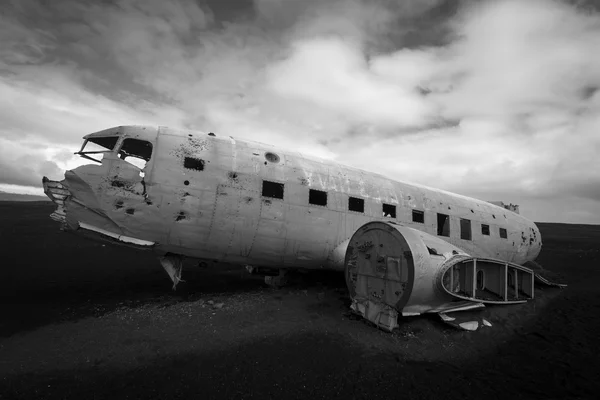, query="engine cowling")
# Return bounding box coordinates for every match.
[344,221,473,329]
